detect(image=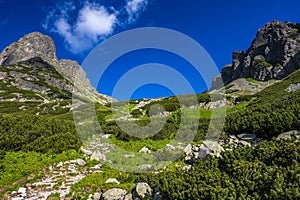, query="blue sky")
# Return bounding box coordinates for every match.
[0,0,300,100]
